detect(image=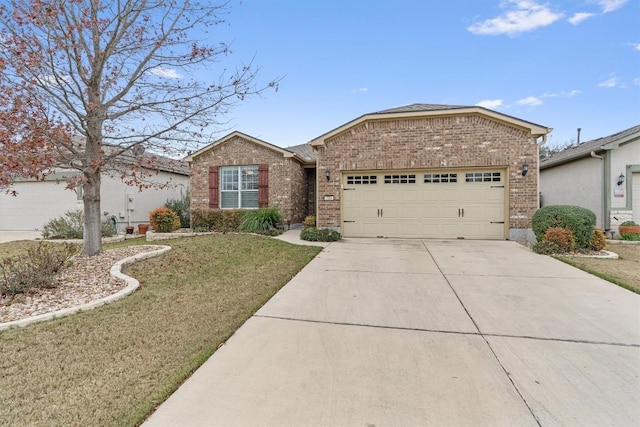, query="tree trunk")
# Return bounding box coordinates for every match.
[82,170,102,256]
